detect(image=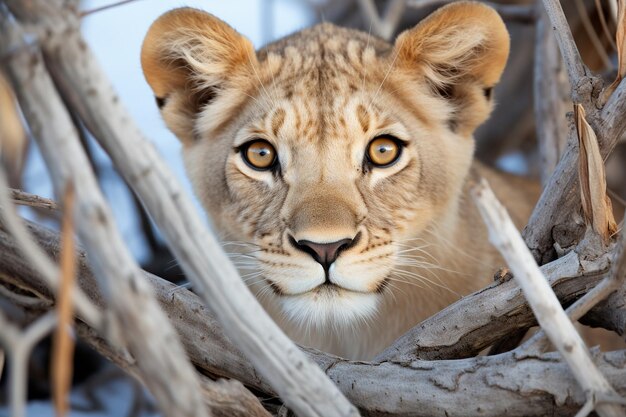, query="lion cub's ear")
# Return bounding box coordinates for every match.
[394,2,510,136]
[141,8,255,143]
